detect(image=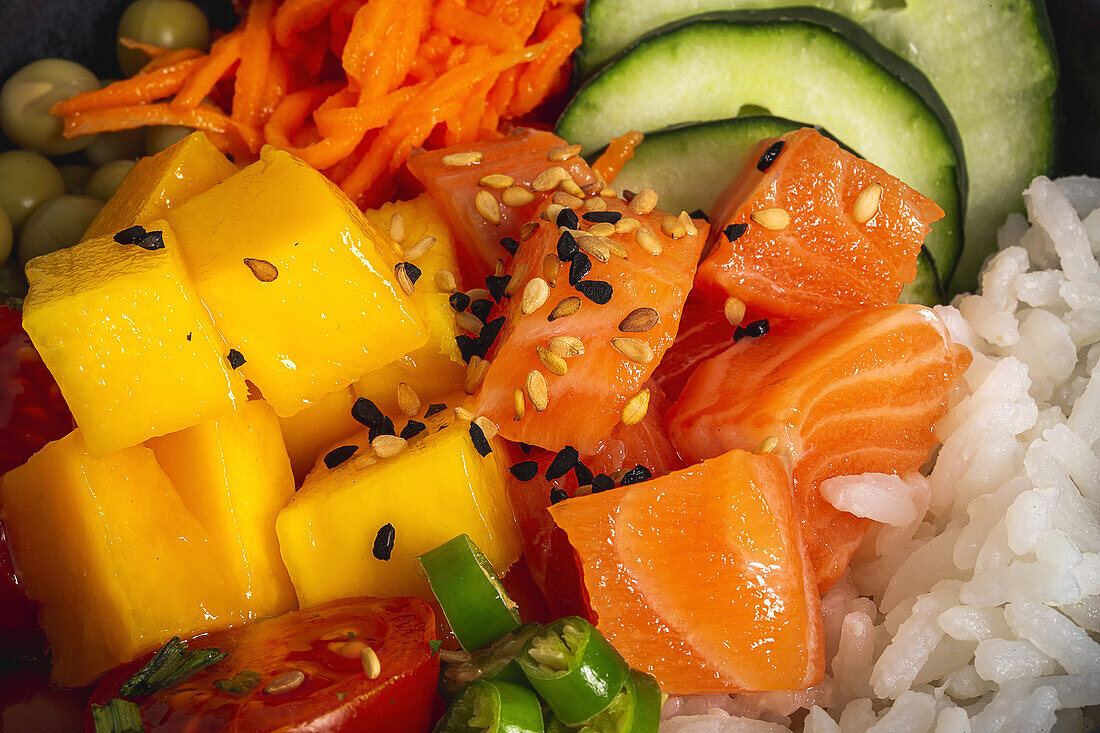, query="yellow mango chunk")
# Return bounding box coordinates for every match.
[147,401,298,617]
[355,195,466,414]
[278,386,361,485]
[83,132,237,241]
[165,147,428,417]
[0,430,246,686]
[22,221,247,457]
[276,413,522,607]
